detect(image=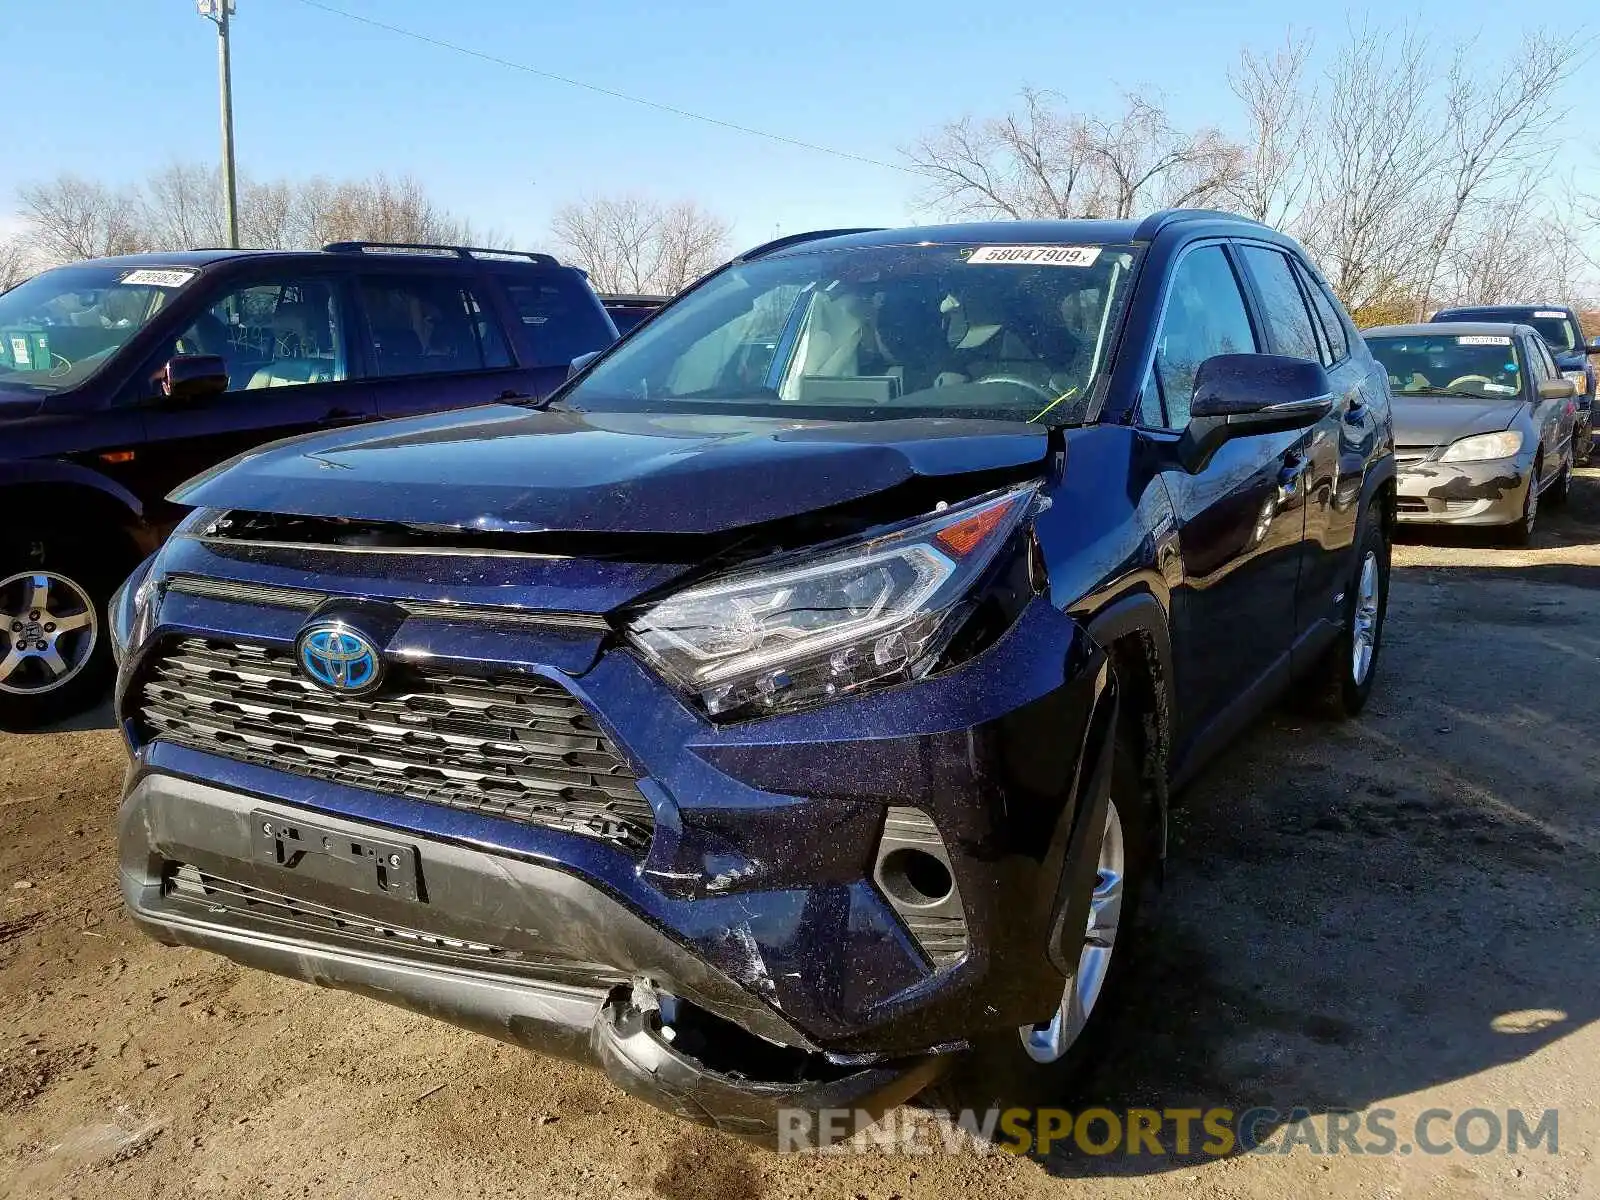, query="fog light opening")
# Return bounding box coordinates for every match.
[877,847,954,908]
